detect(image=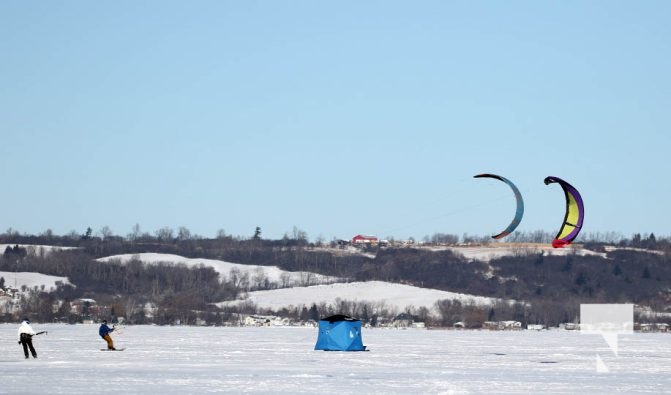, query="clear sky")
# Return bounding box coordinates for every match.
[1,1,669,242]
